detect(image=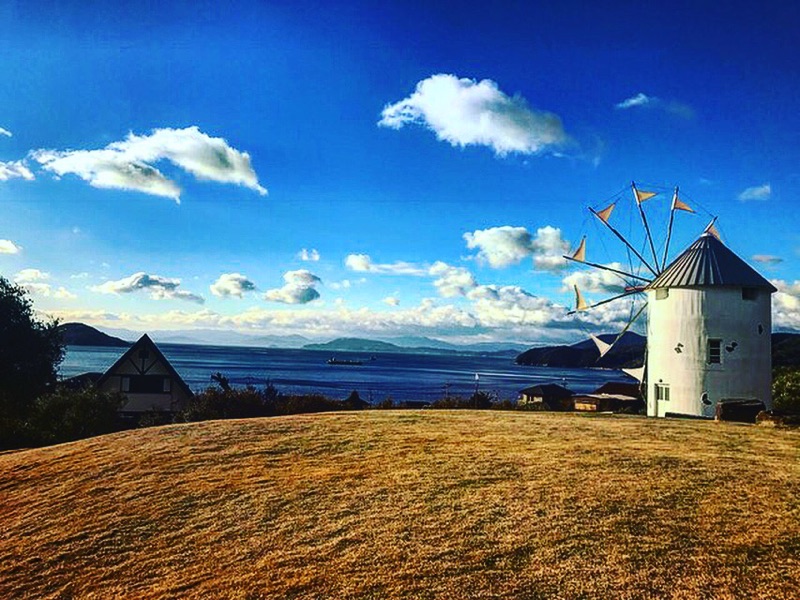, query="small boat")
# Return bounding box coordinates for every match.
[327,357,363,366]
